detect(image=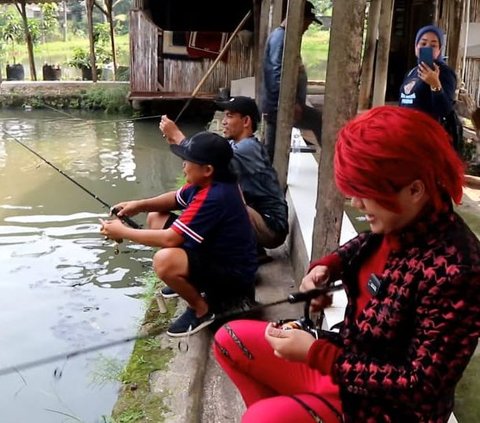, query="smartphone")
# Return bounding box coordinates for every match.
[418,46,434,68]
